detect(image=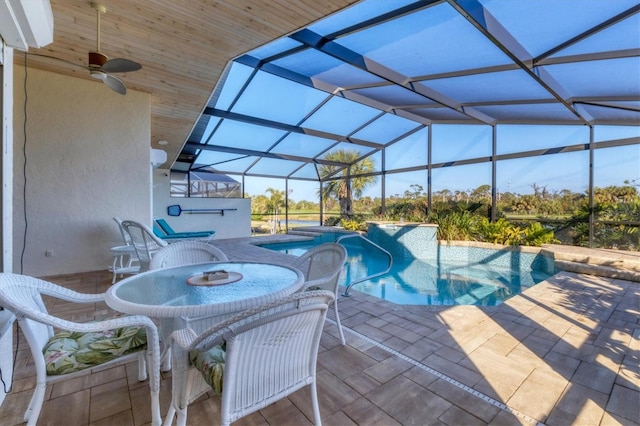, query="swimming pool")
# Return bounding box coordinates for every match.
[262,230,555,306]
